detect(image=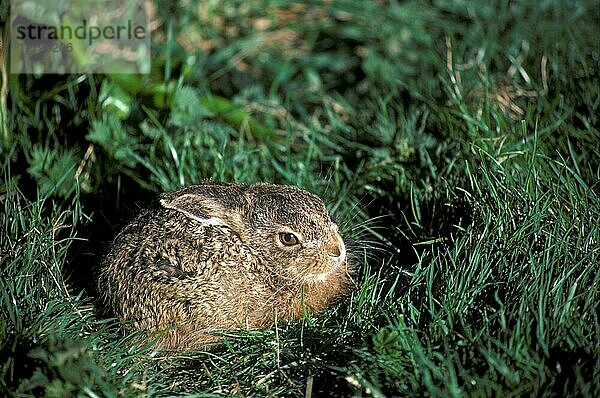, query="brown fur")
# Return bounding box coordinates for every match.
[97,183,352,351]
